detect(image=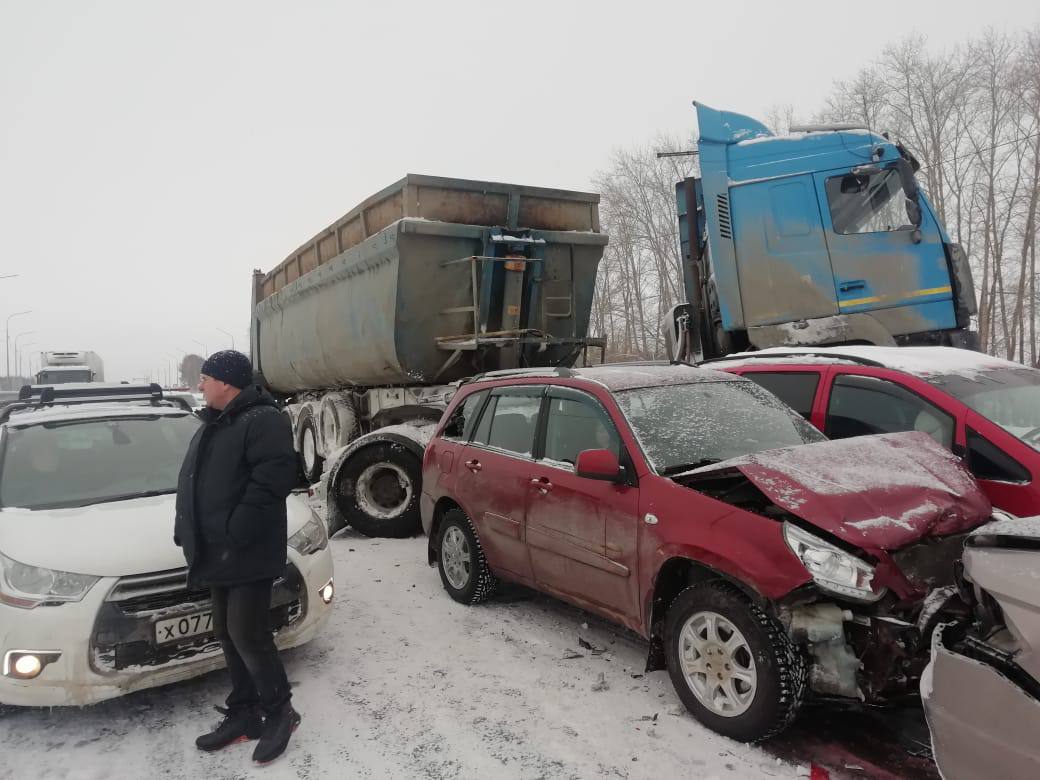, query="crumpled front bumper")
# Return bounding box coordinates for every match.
[923,630,1040,780]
